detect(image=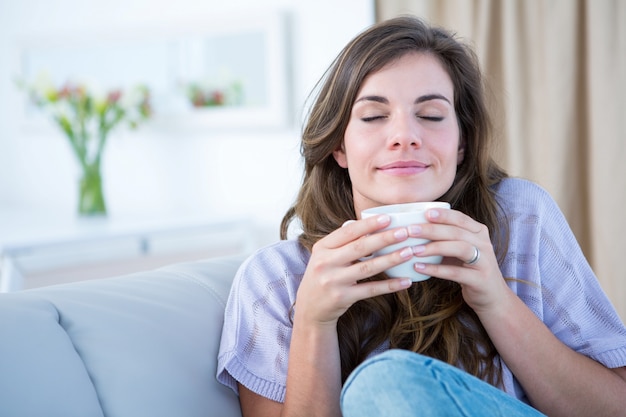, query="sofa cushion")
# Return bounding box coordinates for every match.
[0,255,245,417]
